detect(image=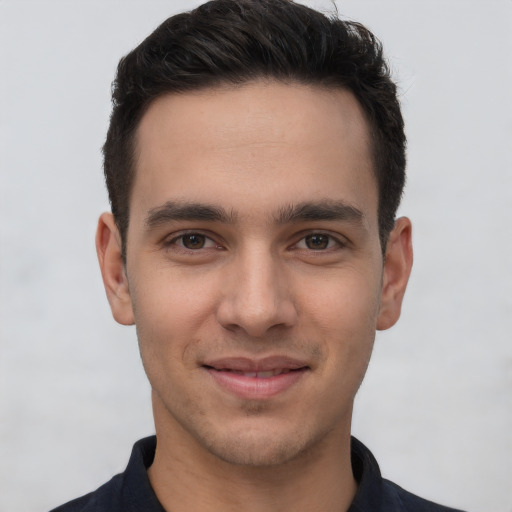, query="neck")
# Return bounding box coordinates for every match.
[148,408,357,512]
